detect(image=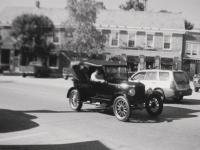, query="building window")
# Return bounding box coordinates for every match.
[128,32,136,48]
[163,34,171,50]
[146,33,154,49]
[49,53,58,68]
[110,31,119,47]
[53,32,59,43]
[186,42,200,56]
[102,30,111,47]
